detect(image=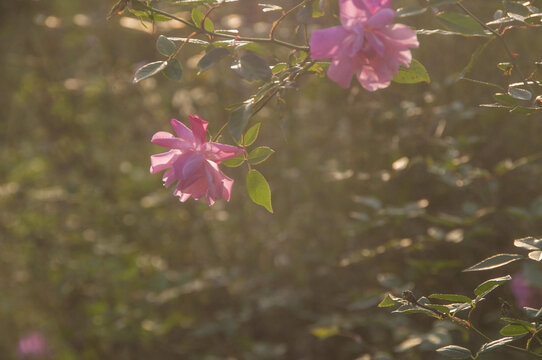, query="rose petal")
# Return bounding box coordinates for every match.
[366,8,396,28]
[170,119,196,143]
[327,56,355,88]
[310,26,349,59]
[151,131,193,150]
[150,150,179,174]
[202,142,244,162]
[189,115,208,145]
